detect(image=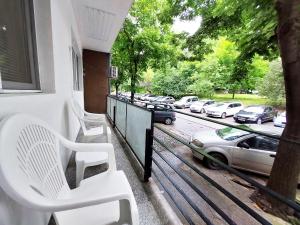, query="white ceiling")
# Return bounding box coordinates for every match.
[72,0,133,53]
